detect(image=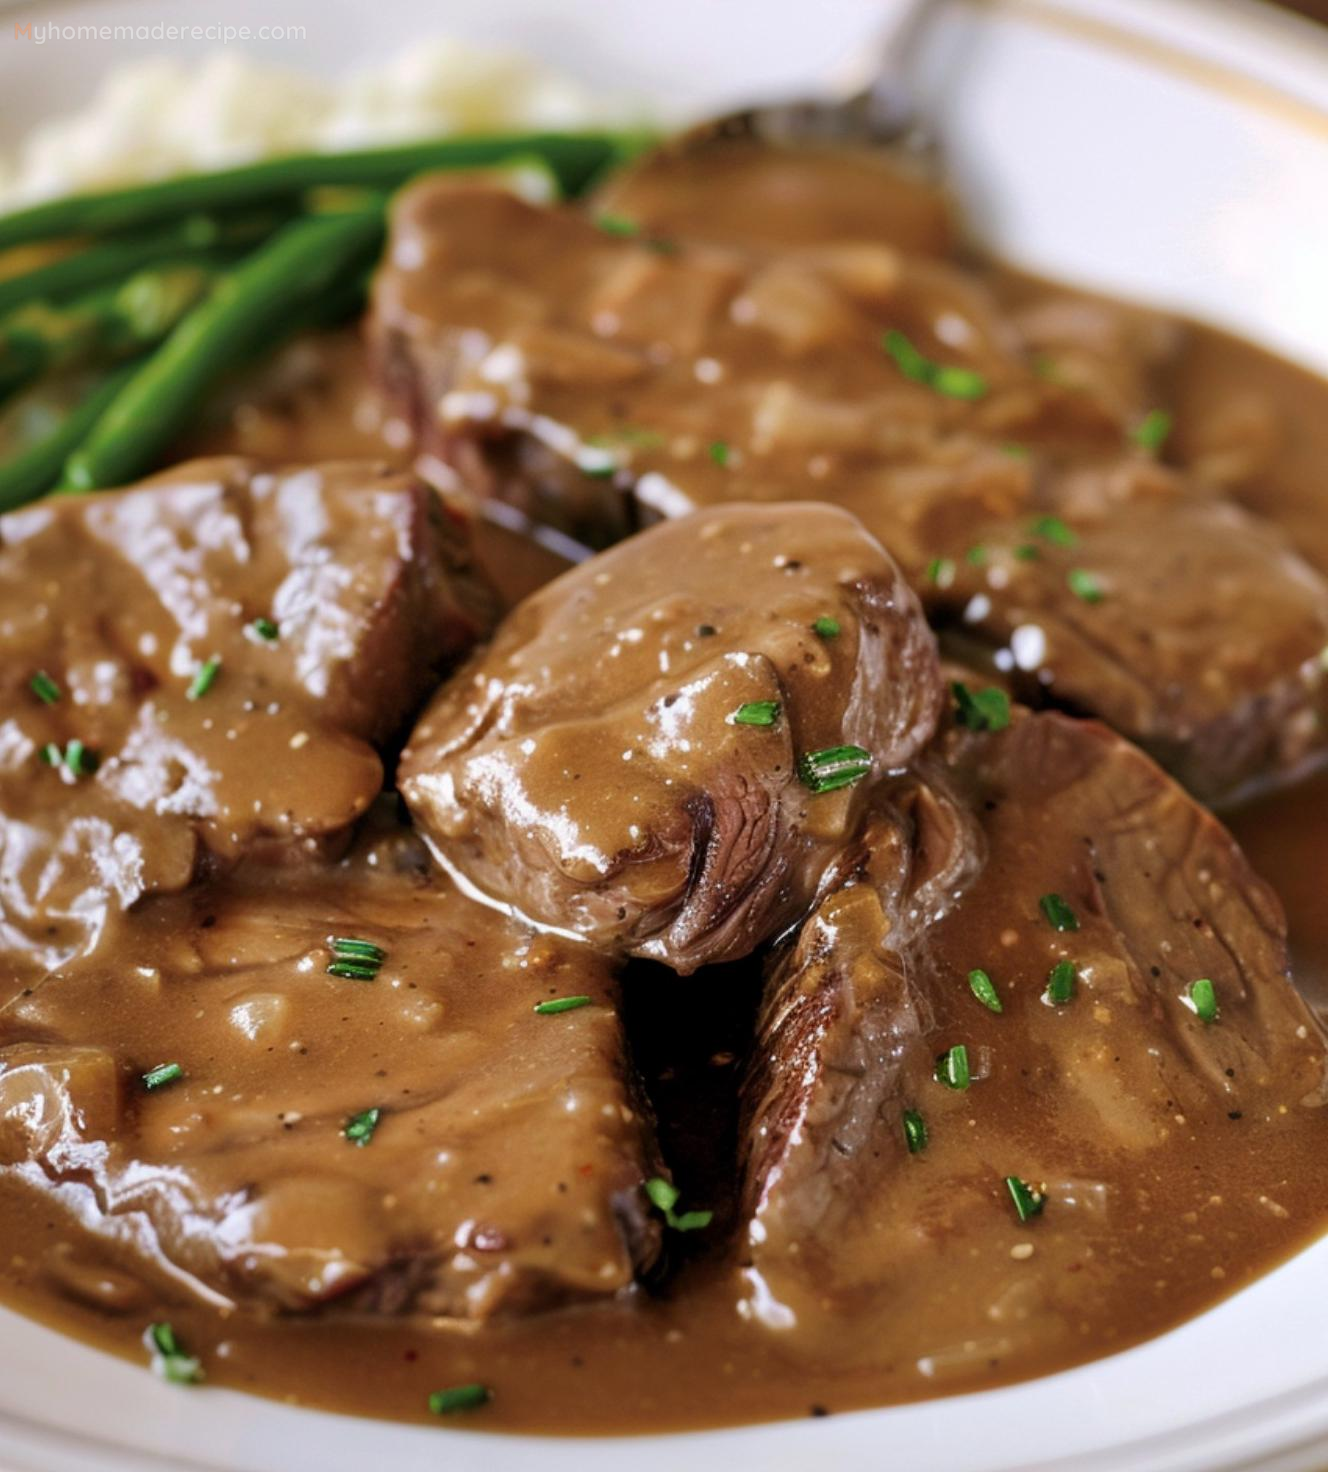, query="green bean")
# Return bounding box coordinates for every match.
[0,131,651,252]
[61,210,384,492]
[0,264,217,404]
[0,364,136,512]
[0,212,278,317]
